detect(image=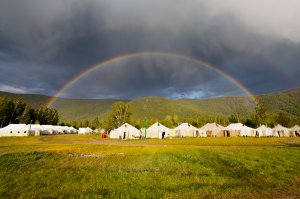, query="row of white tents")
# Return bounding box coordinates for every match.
[0,124,78,137]
[1,123,299,139]
[110,122,300,139]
